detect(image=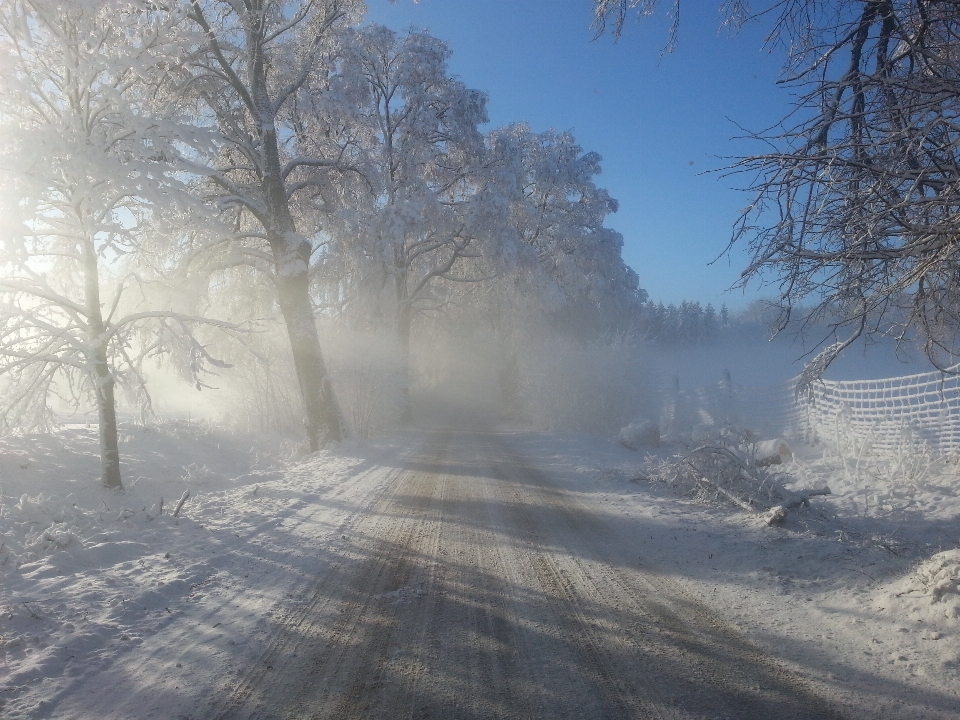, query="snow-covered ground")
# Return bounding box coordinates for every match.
[527,432,960,718]
[1,420,958,718]
[0,422,424,718]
